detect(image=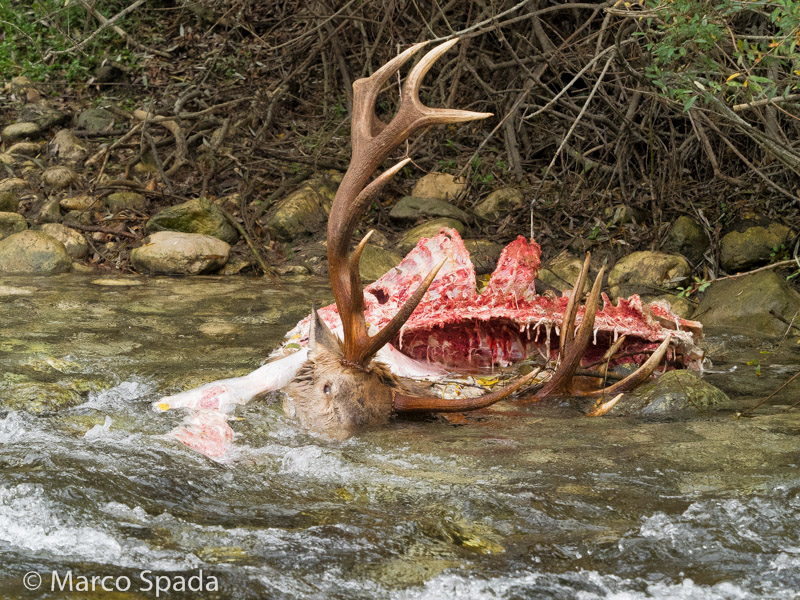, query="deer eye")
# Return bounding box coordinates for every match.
[323,383,332,395]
